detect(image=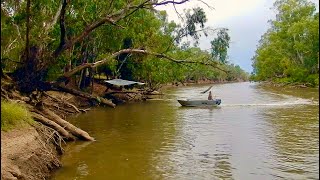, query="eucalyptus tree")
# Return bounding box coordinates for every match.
[1,0,232,93]
[252,0,319,85]
[210,28,230,63]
